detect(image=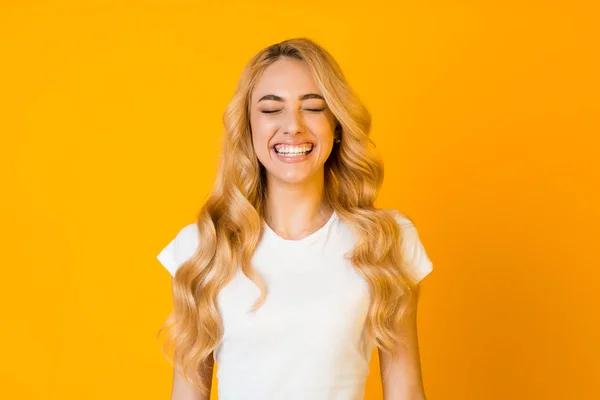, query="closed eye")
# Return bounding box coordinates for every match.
[260,108,326,114]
